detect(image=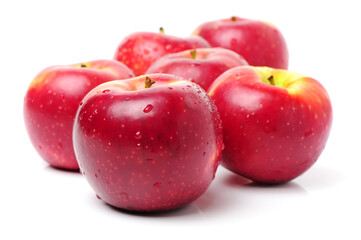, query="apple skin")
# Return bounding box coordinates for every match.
[73,74,223,212]
[208,66,332,184]
[146,47,248,91]
[114,31,210,76]
[193,16,289,69]
[24,60,134,170]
